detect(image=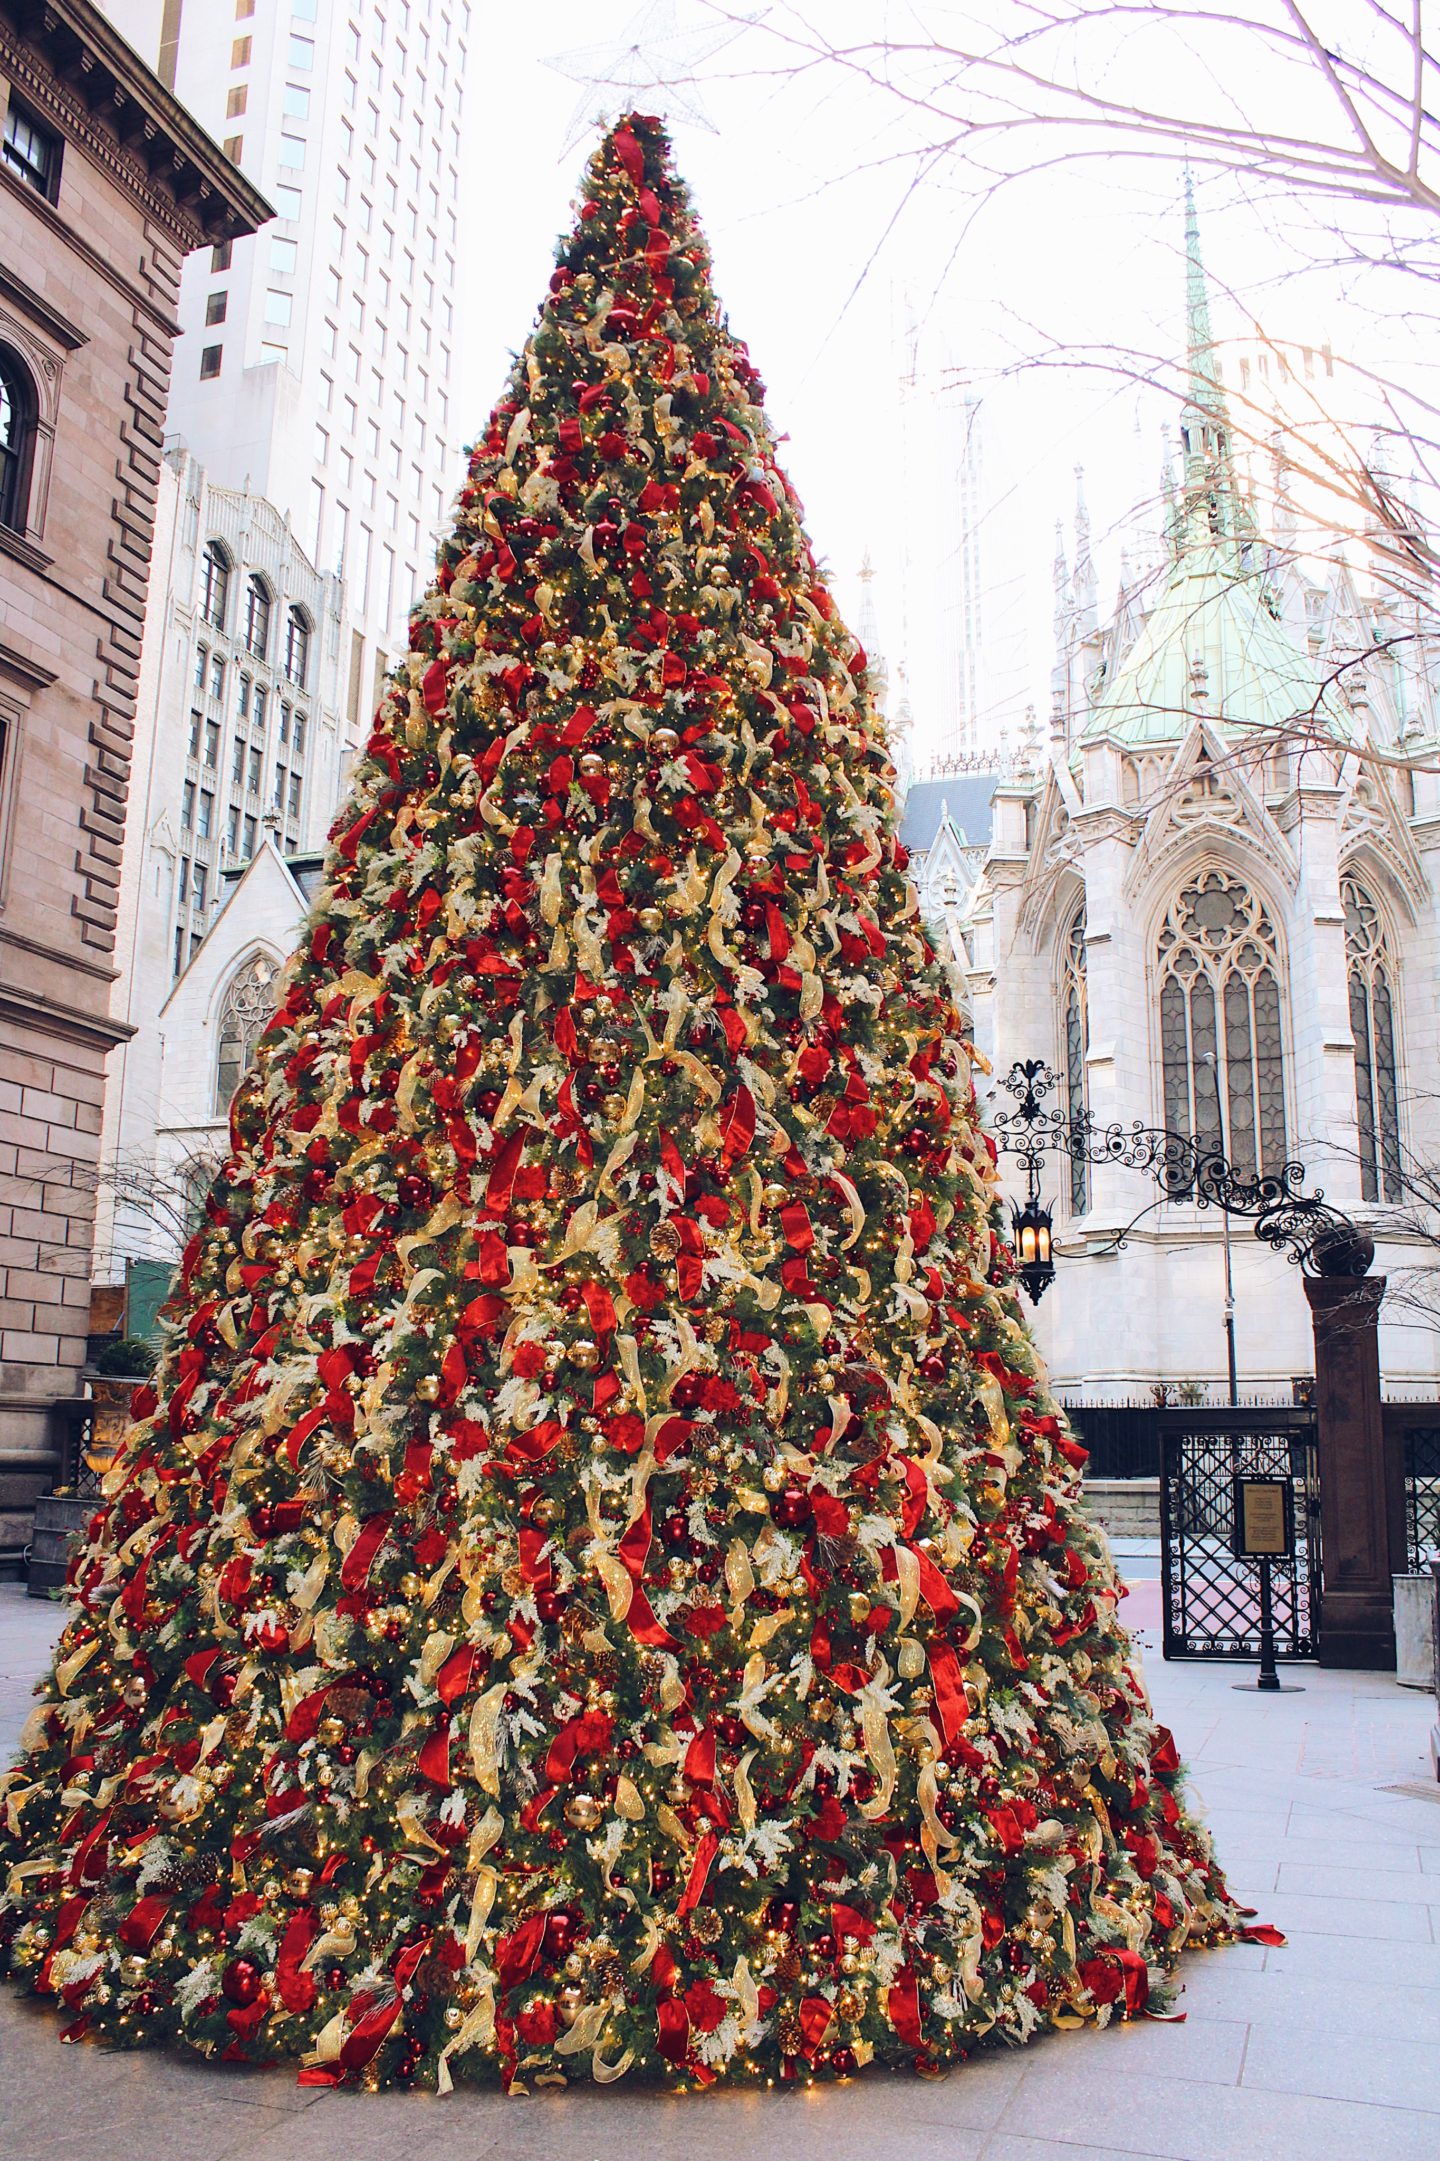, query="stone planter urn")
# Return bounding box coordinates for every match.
[1393,1573,1439,1691]
[27,1362,148,1598]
